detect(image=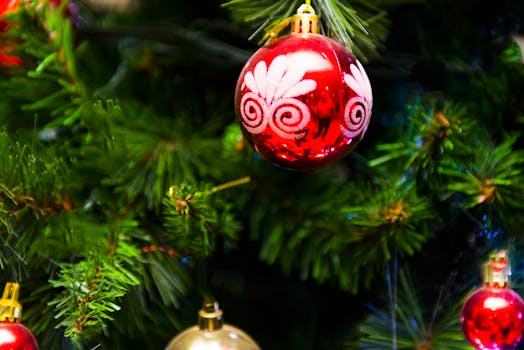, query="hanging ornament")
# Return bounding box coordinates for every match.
[0,0,20,17]
[460,250,524,350]
[0,0,22,68]
[0,282,38,350]
[165,299,260,350]
[234,1,373,171]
